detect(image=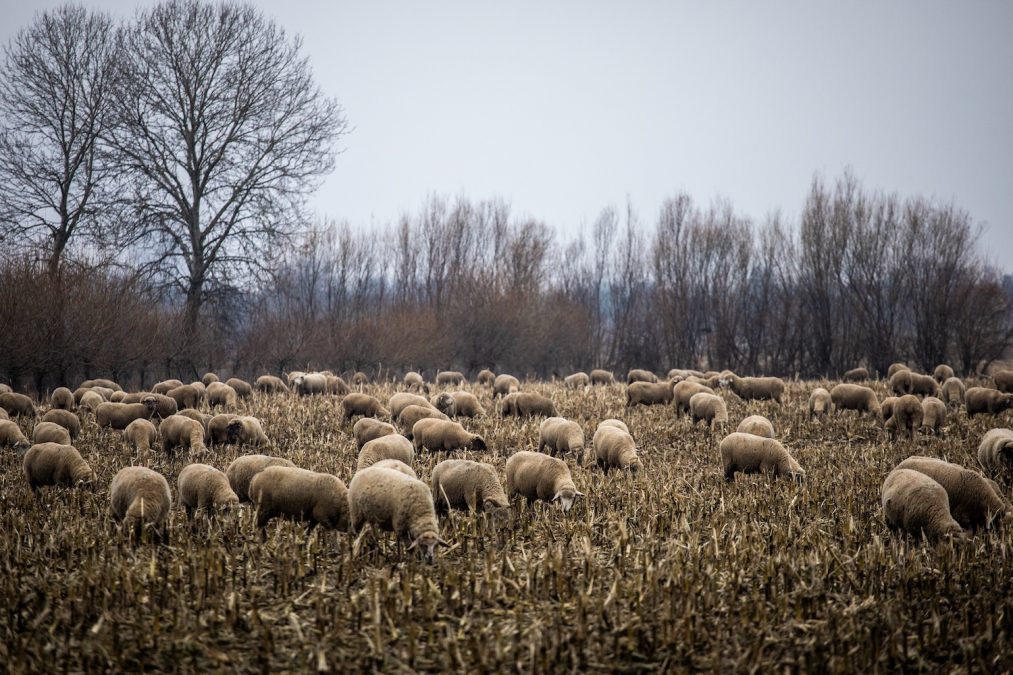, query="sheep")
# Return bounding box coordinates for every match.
[348,467,448,560]
[0,419,31,451]
[886,395,923,440]
[668,368,703,381]
[590,369,615,385]
[881,468,965,542]
[430,392,457,417]
[202,373,219,386]
[207,382,238,408]
[110,466,172,538]
[0,383,11,394]
[597,418,629,434]
[910,372,939,397]
[933,364,955,384]
[626,382,674,407]
[808,388,832,419]
[254,375,290,394]
[357,434,415,472]
[96,401,156,430]
[538,417,585,458]
[941,377,966,409]
[492,374,521,398]
[325,374,350,396]
[627,369,658,384]
[78,390,105,415]
[225,454,297,502]
[250,466,349,531]
[110,391,128,402]
[389,392,434,419]
[920,397,947,436]
[995,369,1013,393]
[966,388,1013,417]
[403,371,429,393]
[341,393,390,423]
[719,432,804,482]
[176,408,212,432]
[500,392,557,417]
[352,371,369,388]
[227,416,269,447]
[371,459,417,478]
[50,387,75,410]
[592,424,641,472]
[90,386,115,401]
[0,392,35,418]
[505,450,583,512]
[178,463,239,517]
[977,429,1013,477]
[449,391,482,417]
[353,417,397,450]
[32,422,71,445]
[477,369,496,386]
[564,372,590,389]
[710,370,738,389]
[431,459,509,513]
[293,372,327,396]
[207,413,240,443]
[674,381,715,416]
[40,409,81,439]
[24,442,95,490]
[689,392,729,430]
[124,418,157,463]
[737,415,775,438]
[151,379,184,395]
[141,393,178,419]
[159,414,208,455]
[166,384,202,410]
[887,363,910,379]
[889,369,914,396]
[79,378,122,392]
[225,377,253,399]
[436,371,465,386]
[896,456,1008,530]
[842,368,869,382]
[881,397,898,423]
[399,405,449,438]
[727,376,785,403]
[412,418,487,453]
[829,384,882,420]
